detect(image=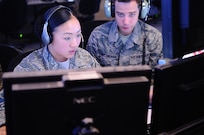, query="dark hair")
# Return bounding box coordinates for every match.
[45,7,74,33]
[113,0,141,4]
